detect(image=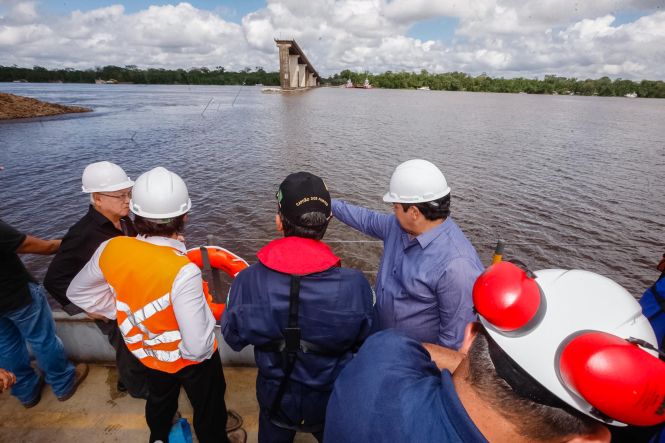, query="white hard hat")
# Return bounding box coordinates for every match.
[382,159,451,203]
[130,167,191,219]
[81,161,133,193]
[473,262,665,427]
